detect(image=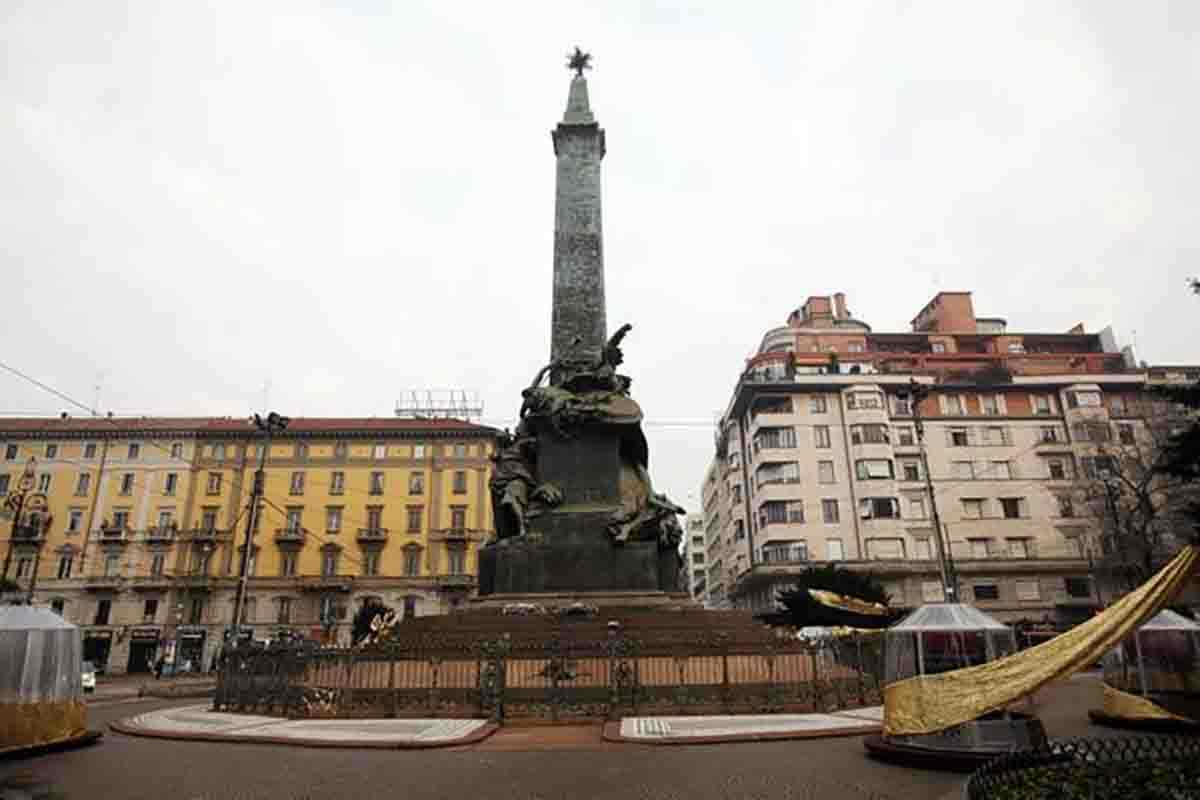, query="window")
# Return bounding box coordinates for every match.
[201,508,219,532]
[1067,390,1102,408]
[850,424,890,445]
[143,598,158,622]
[51,598,65,616]
[733,520,746,541]
[117,473,133,495]
[45,443,58,459]
[104,554,119,577]
[1117,424,1135,445]
[112,510,129,530]
[900,460,921,481]
[1081,456,1117,479]
[897,426,915,446]
[1032,395,1054,415]
[809,396,828,414]
[326,507,342,533]
[67,509,82,533]
[408,473,424,495]
[969,539,991,559]
[369,471,385,495]
[991,461,1012,480]
[84,443,98,459]
[943,395,966,415]
[412,444,426,458]
[931,342,947,354]
[164,473,178,495]
[892,396,913,417]
[948,428,969,447]
[858,498,899,519]
[453,443,467,458]
[847,392,883,410]
[813,426,831,448]
[907,497,926,519]
[447,547,466,575]
[1007,341,1025,354]
[128,443,140,460]
[280,554,297,577]
[452,470,468,494]
[826,539,844,561]
[1064,577,1092,599]
[283,507,301,533]
[334,441,348,459]
[277,597,293,624]
[95,599,111,626]
[1073,422,1111,443]
[0,475,8,495]
[3,444,16,461]
[373,443,387,460]
[295,443,308,461]
[289,471,304,495]
[1039,425,1060,443]
[450,506,467,531]
[731,485,742,503]
[754,427,797,450]
[817,460,836,484]
[759,500,803,526]
[1008,538,1031,558]
[1110,396,1127,415]
[366,506,382,531]
[981,395,1000,416]
[980,426,1008,445]
[363,551,380,576]
[406,505,423,533]
[914,539,933,560]
[403,596,418,619]
[1000,498,1024,519]
[170,442,183,459]
[756,461,800,485]
[321,551,339,577]
[1047,459,1067,480]
[762,543,808,564]
[403,548,421,577]
[973,584,999,601]
[206,472,222,495]
[210,443,225,461]
[752,396,793,417]
[1057,496,1075,518]
[847,342,864,353]
[866,538,904,559]
[37,473,51,492]
[330,471,345,495]
[56,555,73,579]
[156,510,174,530]
[855,459,894,480]
[192,549,211,575]
[691,535,703,547]
[952,461,975,480]
[821,499,839,524]
[962,498,986,519]
[692,552,705,565]
[922,581,943,602]
[150,555,164,576]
